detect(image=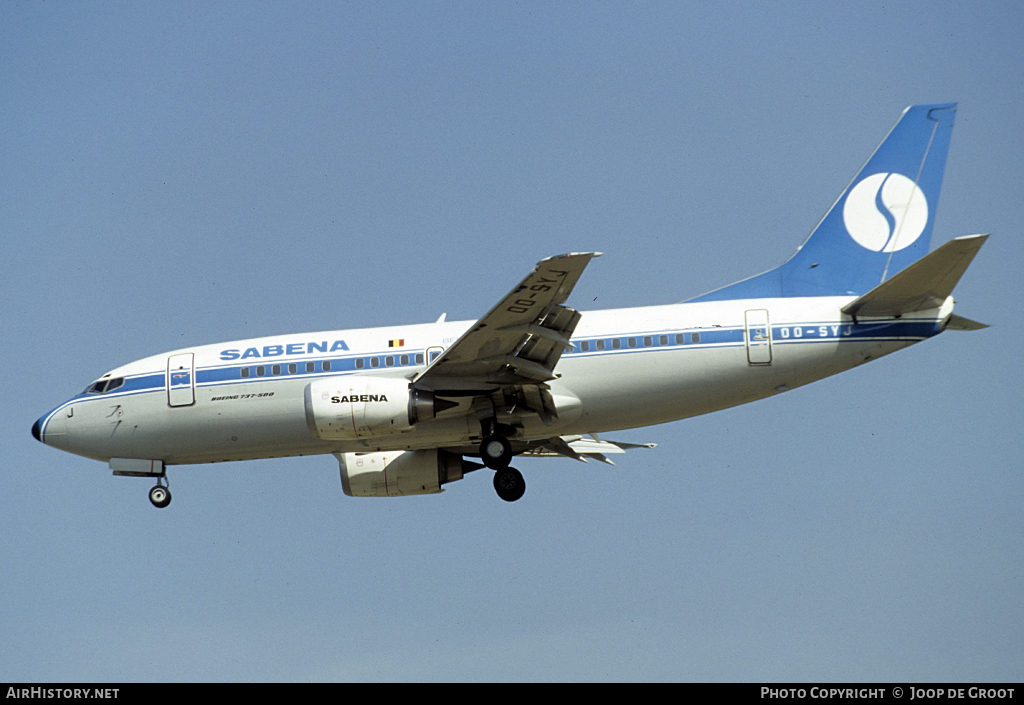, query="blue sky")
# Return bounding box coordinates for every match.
[3,1,1022,682]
